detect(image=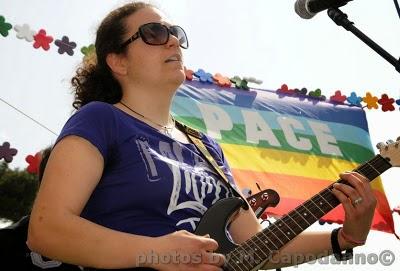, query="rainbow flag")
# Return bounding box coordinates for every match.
[172,80,394,234]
